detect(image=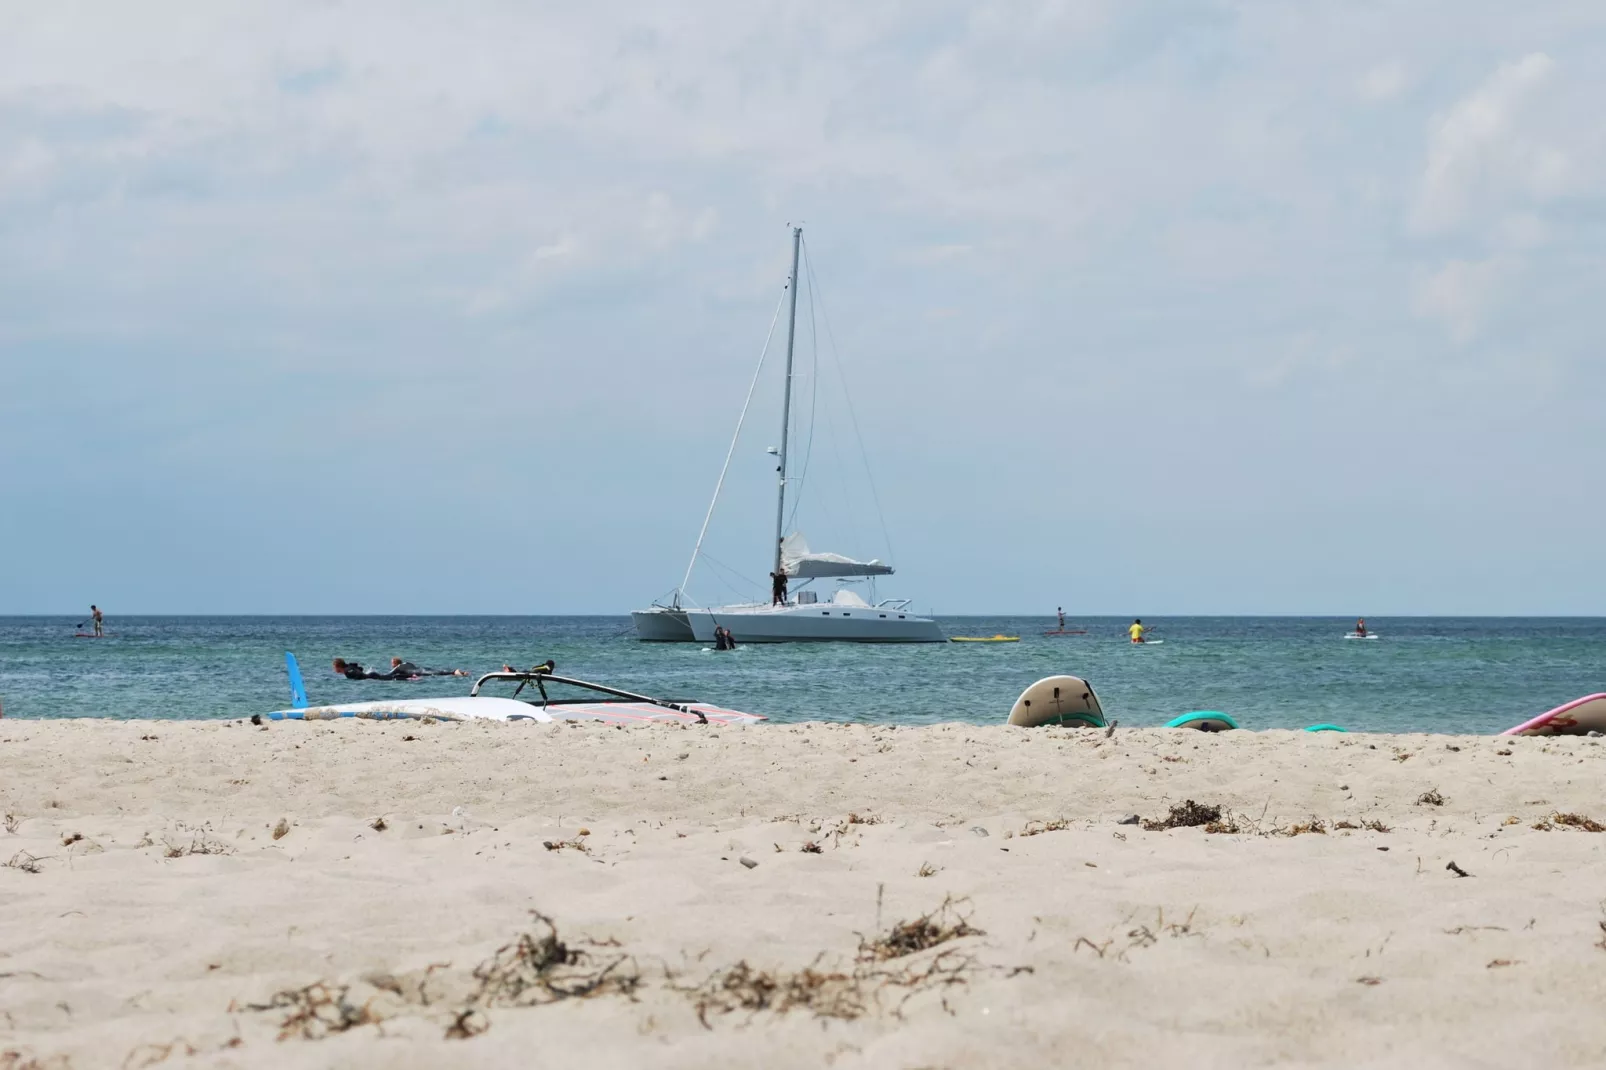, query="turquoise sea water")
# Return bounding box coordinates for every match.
[2,616,1602,733]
